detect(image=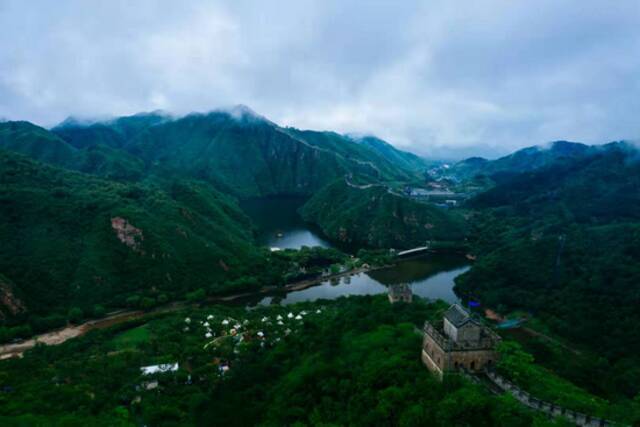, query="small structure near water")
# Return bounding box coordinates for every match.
[388,283,413,304]
[421,304,501,379]
[396,246,430,258]
[140,362,179,375]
